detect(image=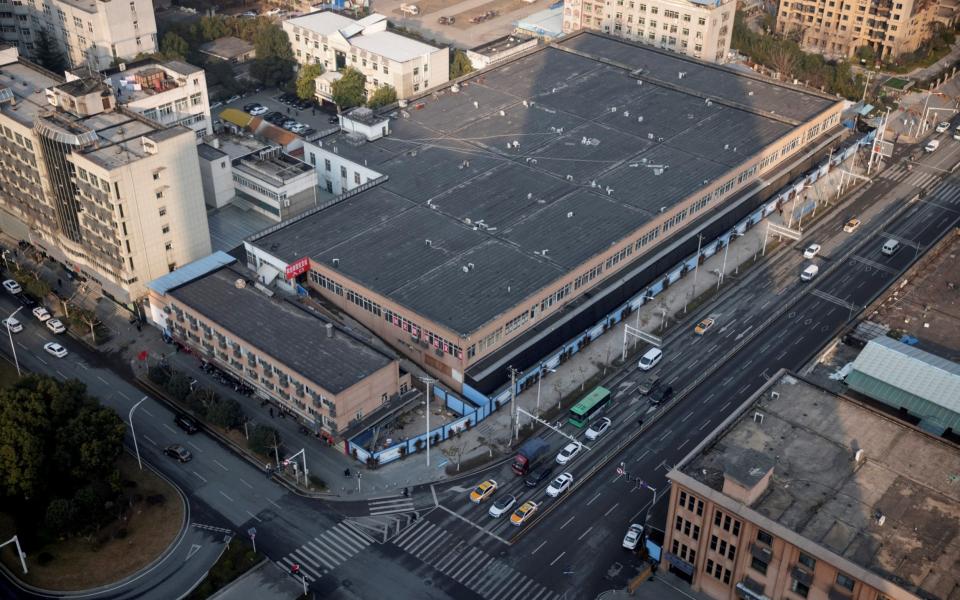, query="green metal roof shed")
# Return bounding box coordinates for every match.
[846,337,960,434]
